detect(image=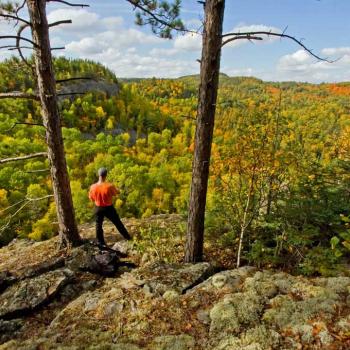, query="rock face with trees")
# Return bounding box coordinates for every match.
[1,221,350,349]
